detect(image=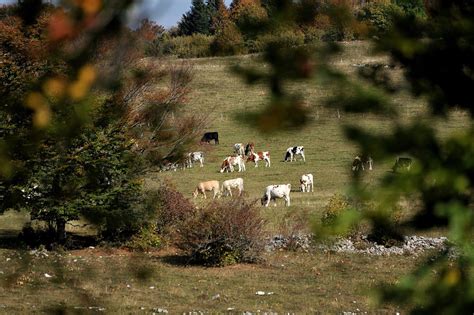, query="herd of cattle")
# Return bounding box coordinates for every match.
[162,131,413,206]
